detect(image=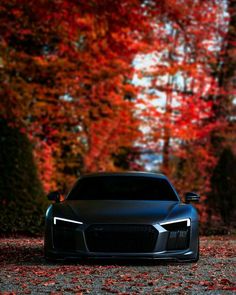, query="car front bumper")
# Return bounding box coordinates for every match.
[44,220,199,261]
